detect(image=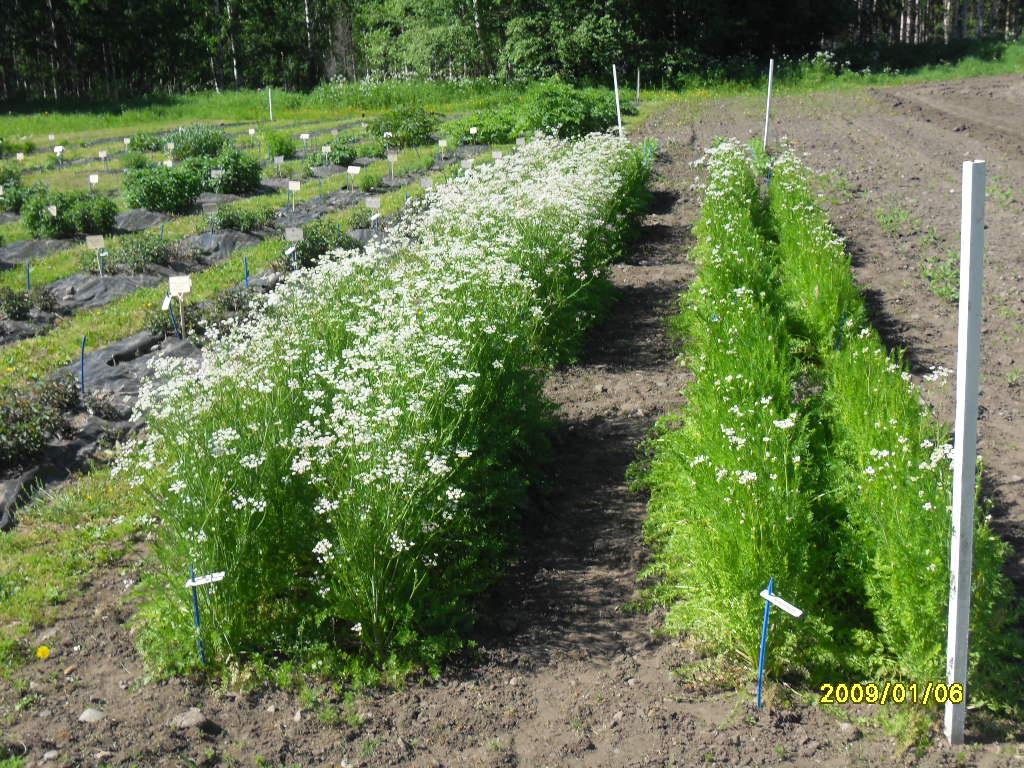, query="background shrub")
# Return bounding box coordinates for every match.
[172,125,230,160]
[124,164,204,213]
[0,136,35,157]
[0,287,31,320]
[263,130,297,160]
[0,378,78,471]
[131,131,163,152]
[370,106,438,147]
[0,166,40,213]
[120,151,151,170]
[22,190,117,238]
